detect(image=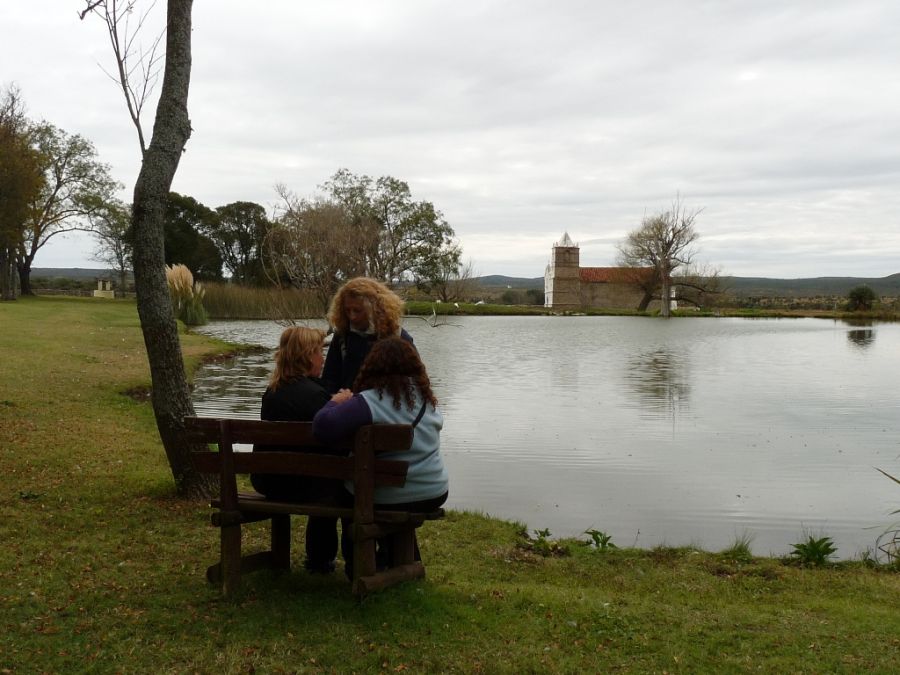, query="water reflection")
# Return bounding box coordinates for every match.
[624,349,691,418]
[191,350,273,419]
[846,329,875,349]
[842,318,876,350]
